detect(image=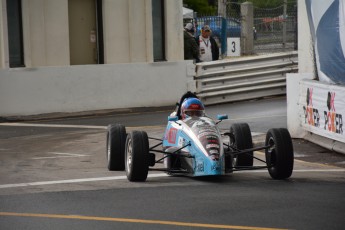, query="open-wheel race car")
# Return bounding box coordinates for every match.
[106,92,294,182]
